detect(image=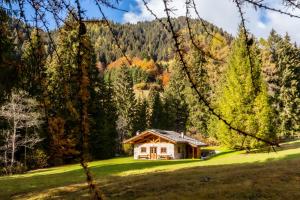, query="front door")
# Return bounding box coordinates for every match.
[150,147,157,159]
